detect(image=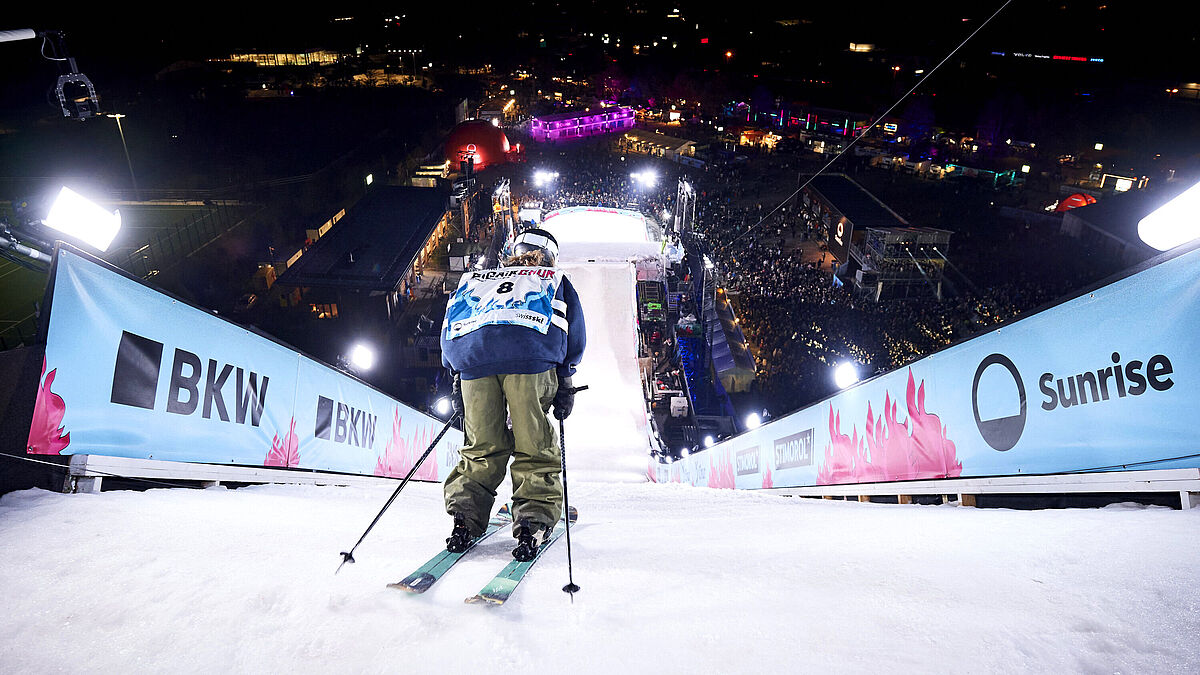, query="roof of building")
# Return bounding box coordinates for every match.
[808,173,909,228]
[622,128,695,152]
[536,107,632,123]
[276,186,447,292]
[1064,180,1193,250]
